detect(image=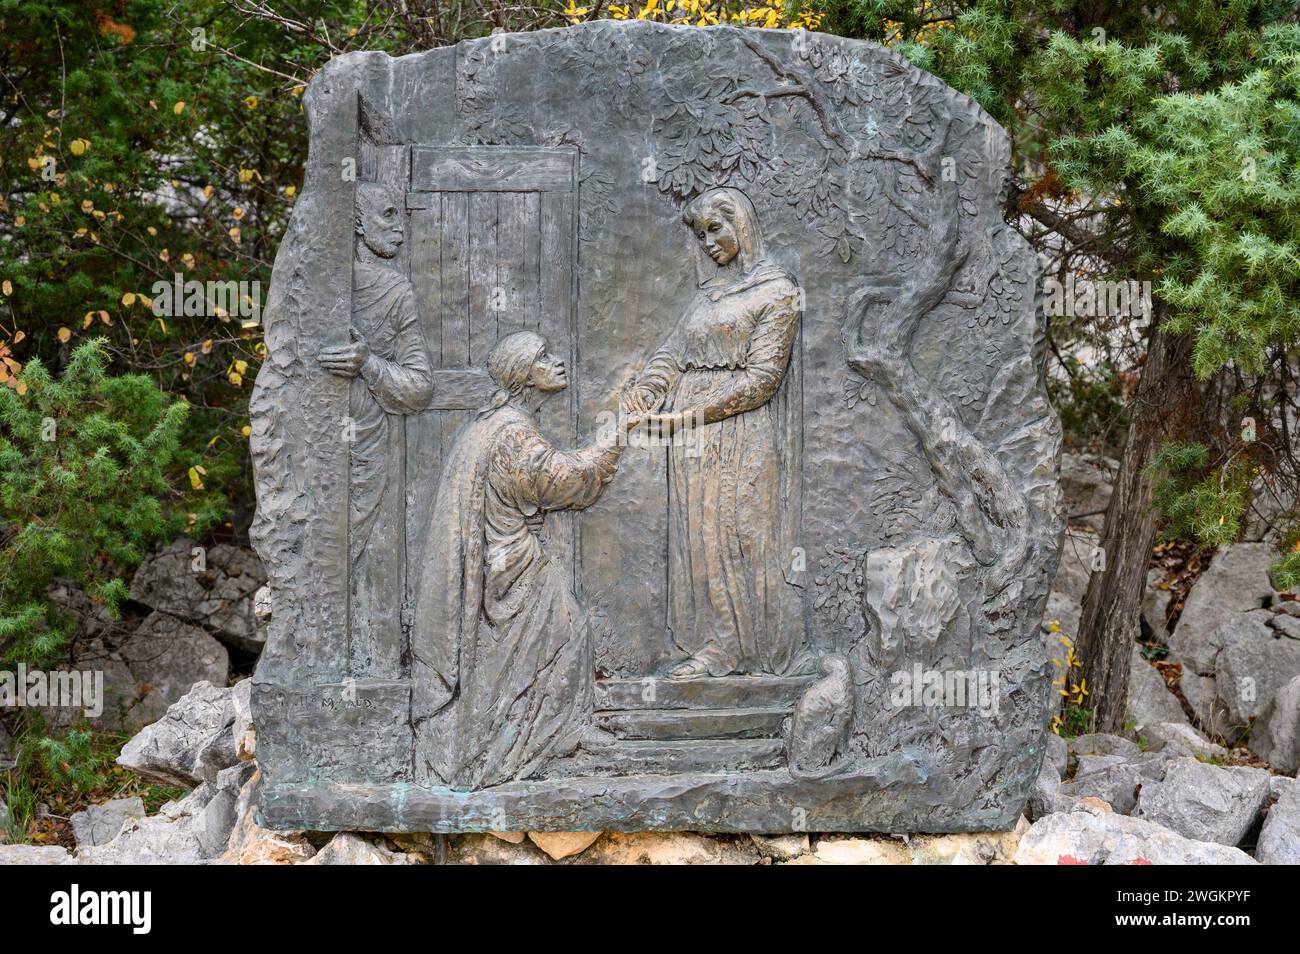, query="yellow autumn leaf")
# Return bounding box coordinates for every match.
[1,280,11,296]
[234,359,248,375]
[203,184,214,199]
[69,138,89,156]
[121,292,137,306]
[228,226,241,244]
[173,101,185,115]
[82,312,94,329]
[284,185,296,198]
[243,95,259,109]
[14,216,24,227]
[15,380,27,396]
[147,226,157,236]
[57,327,71,343]
[184,352,195,365]
[97,310,109,324]
[201,338,213,354]
[12,330,25,344]
[241,424,252,438]
[80,199,94,213]
[232,207,245,220]
[228,371,243,386]
[188,466,205,490]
